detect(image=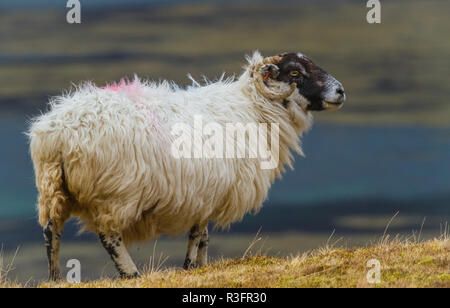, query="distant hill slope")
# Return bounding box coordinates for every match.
[1,0,450,125]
